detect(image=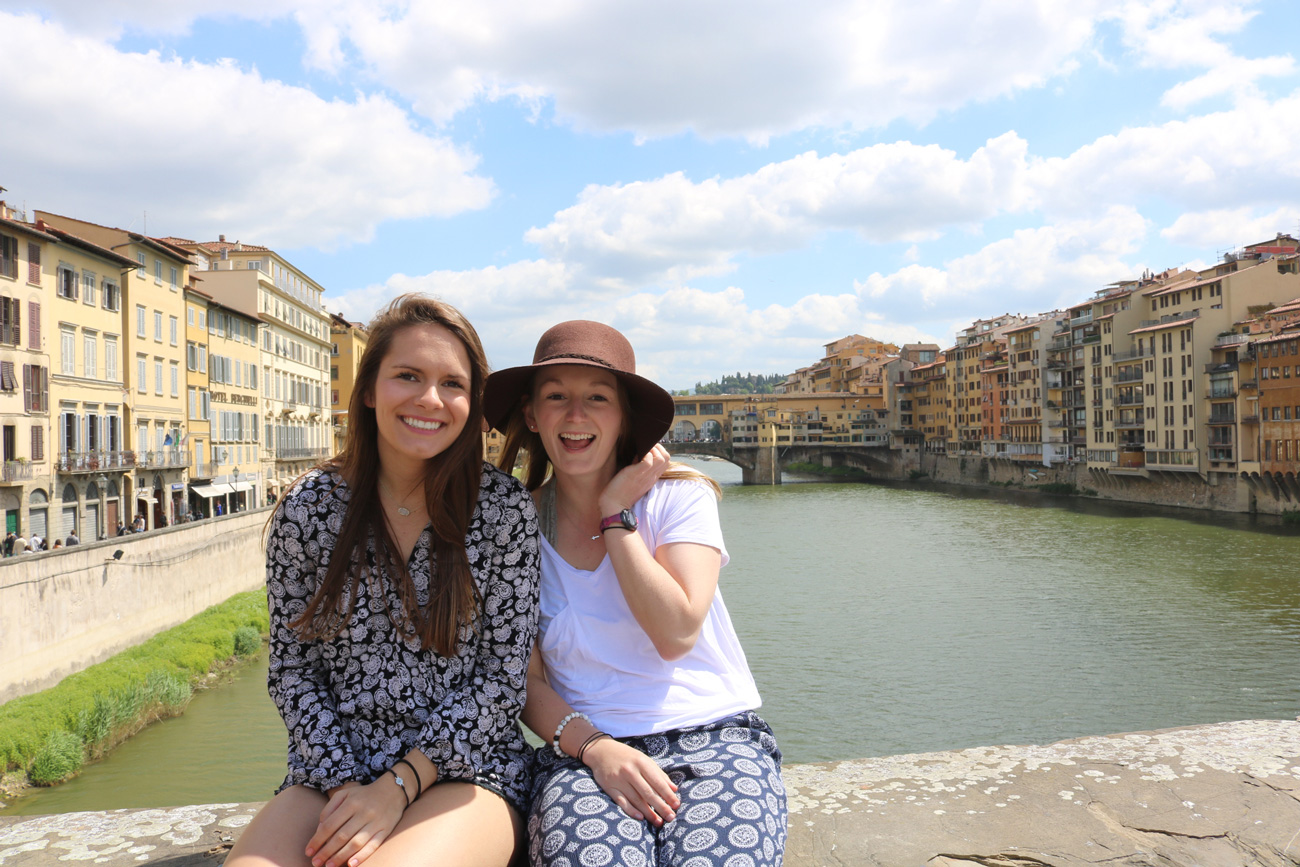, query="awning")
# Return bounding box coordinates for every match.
[230,481,255,493]
[190,483,233,498]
